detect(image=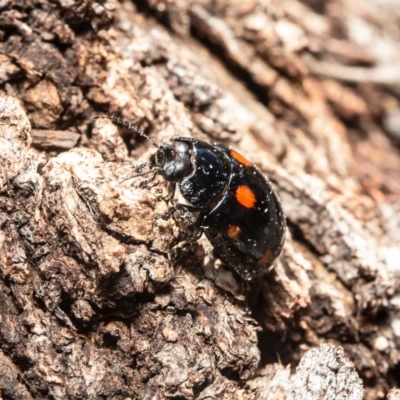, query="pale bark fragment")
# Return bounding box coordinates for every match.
[248,344,364,400]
